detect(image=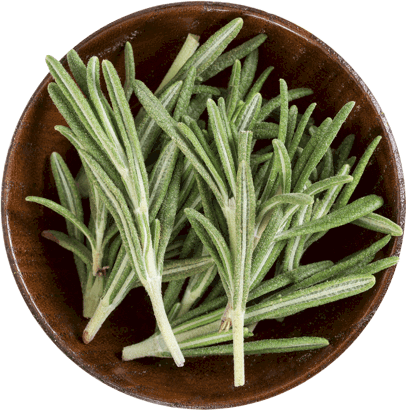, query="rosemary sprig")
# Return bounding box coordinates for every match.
[128,58,399,385]
[40,52,188,366]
